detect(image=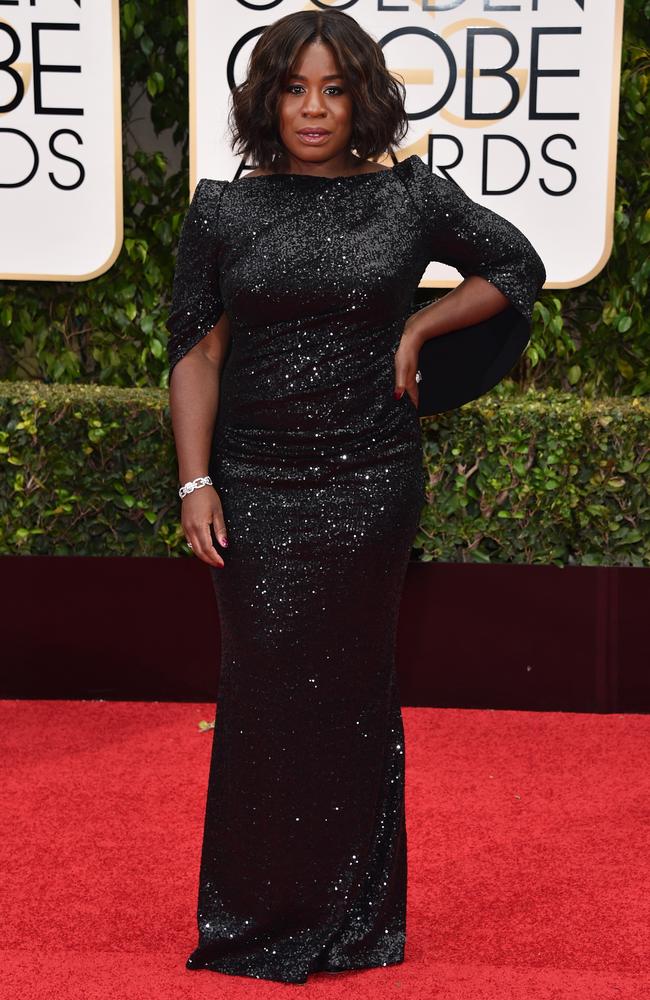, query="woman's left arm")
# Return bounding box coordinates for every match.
[394,157,547,403]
